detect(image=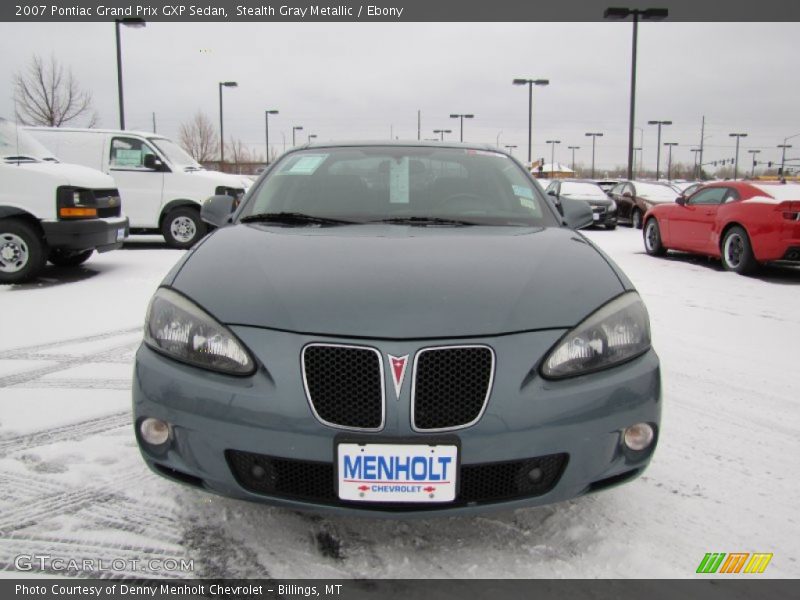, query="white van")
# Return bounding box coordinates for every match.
[26,127,250,248]
[0,119,128,284]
